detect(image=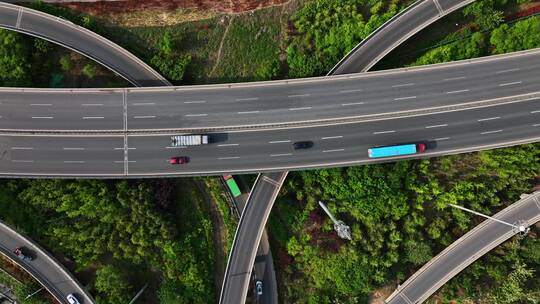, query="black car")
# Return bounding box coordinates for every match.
[293,141,314,150]
[13,247,33,261]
